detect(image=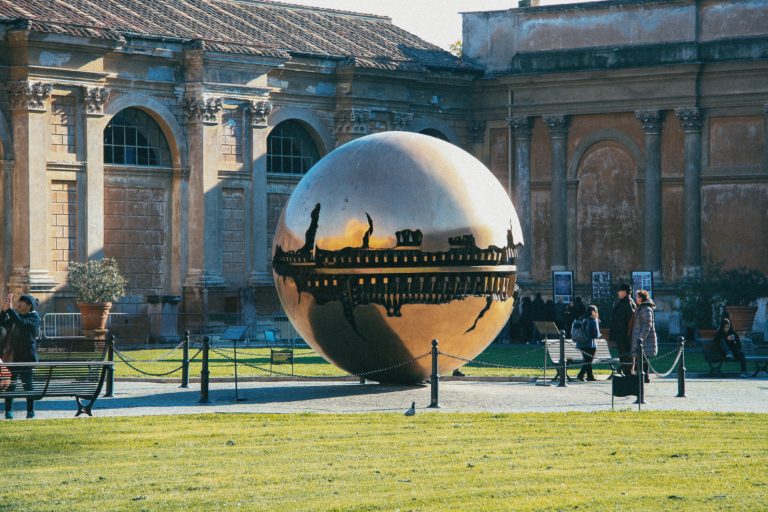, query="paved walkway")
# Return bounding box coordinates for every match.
[7,376,767,419]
